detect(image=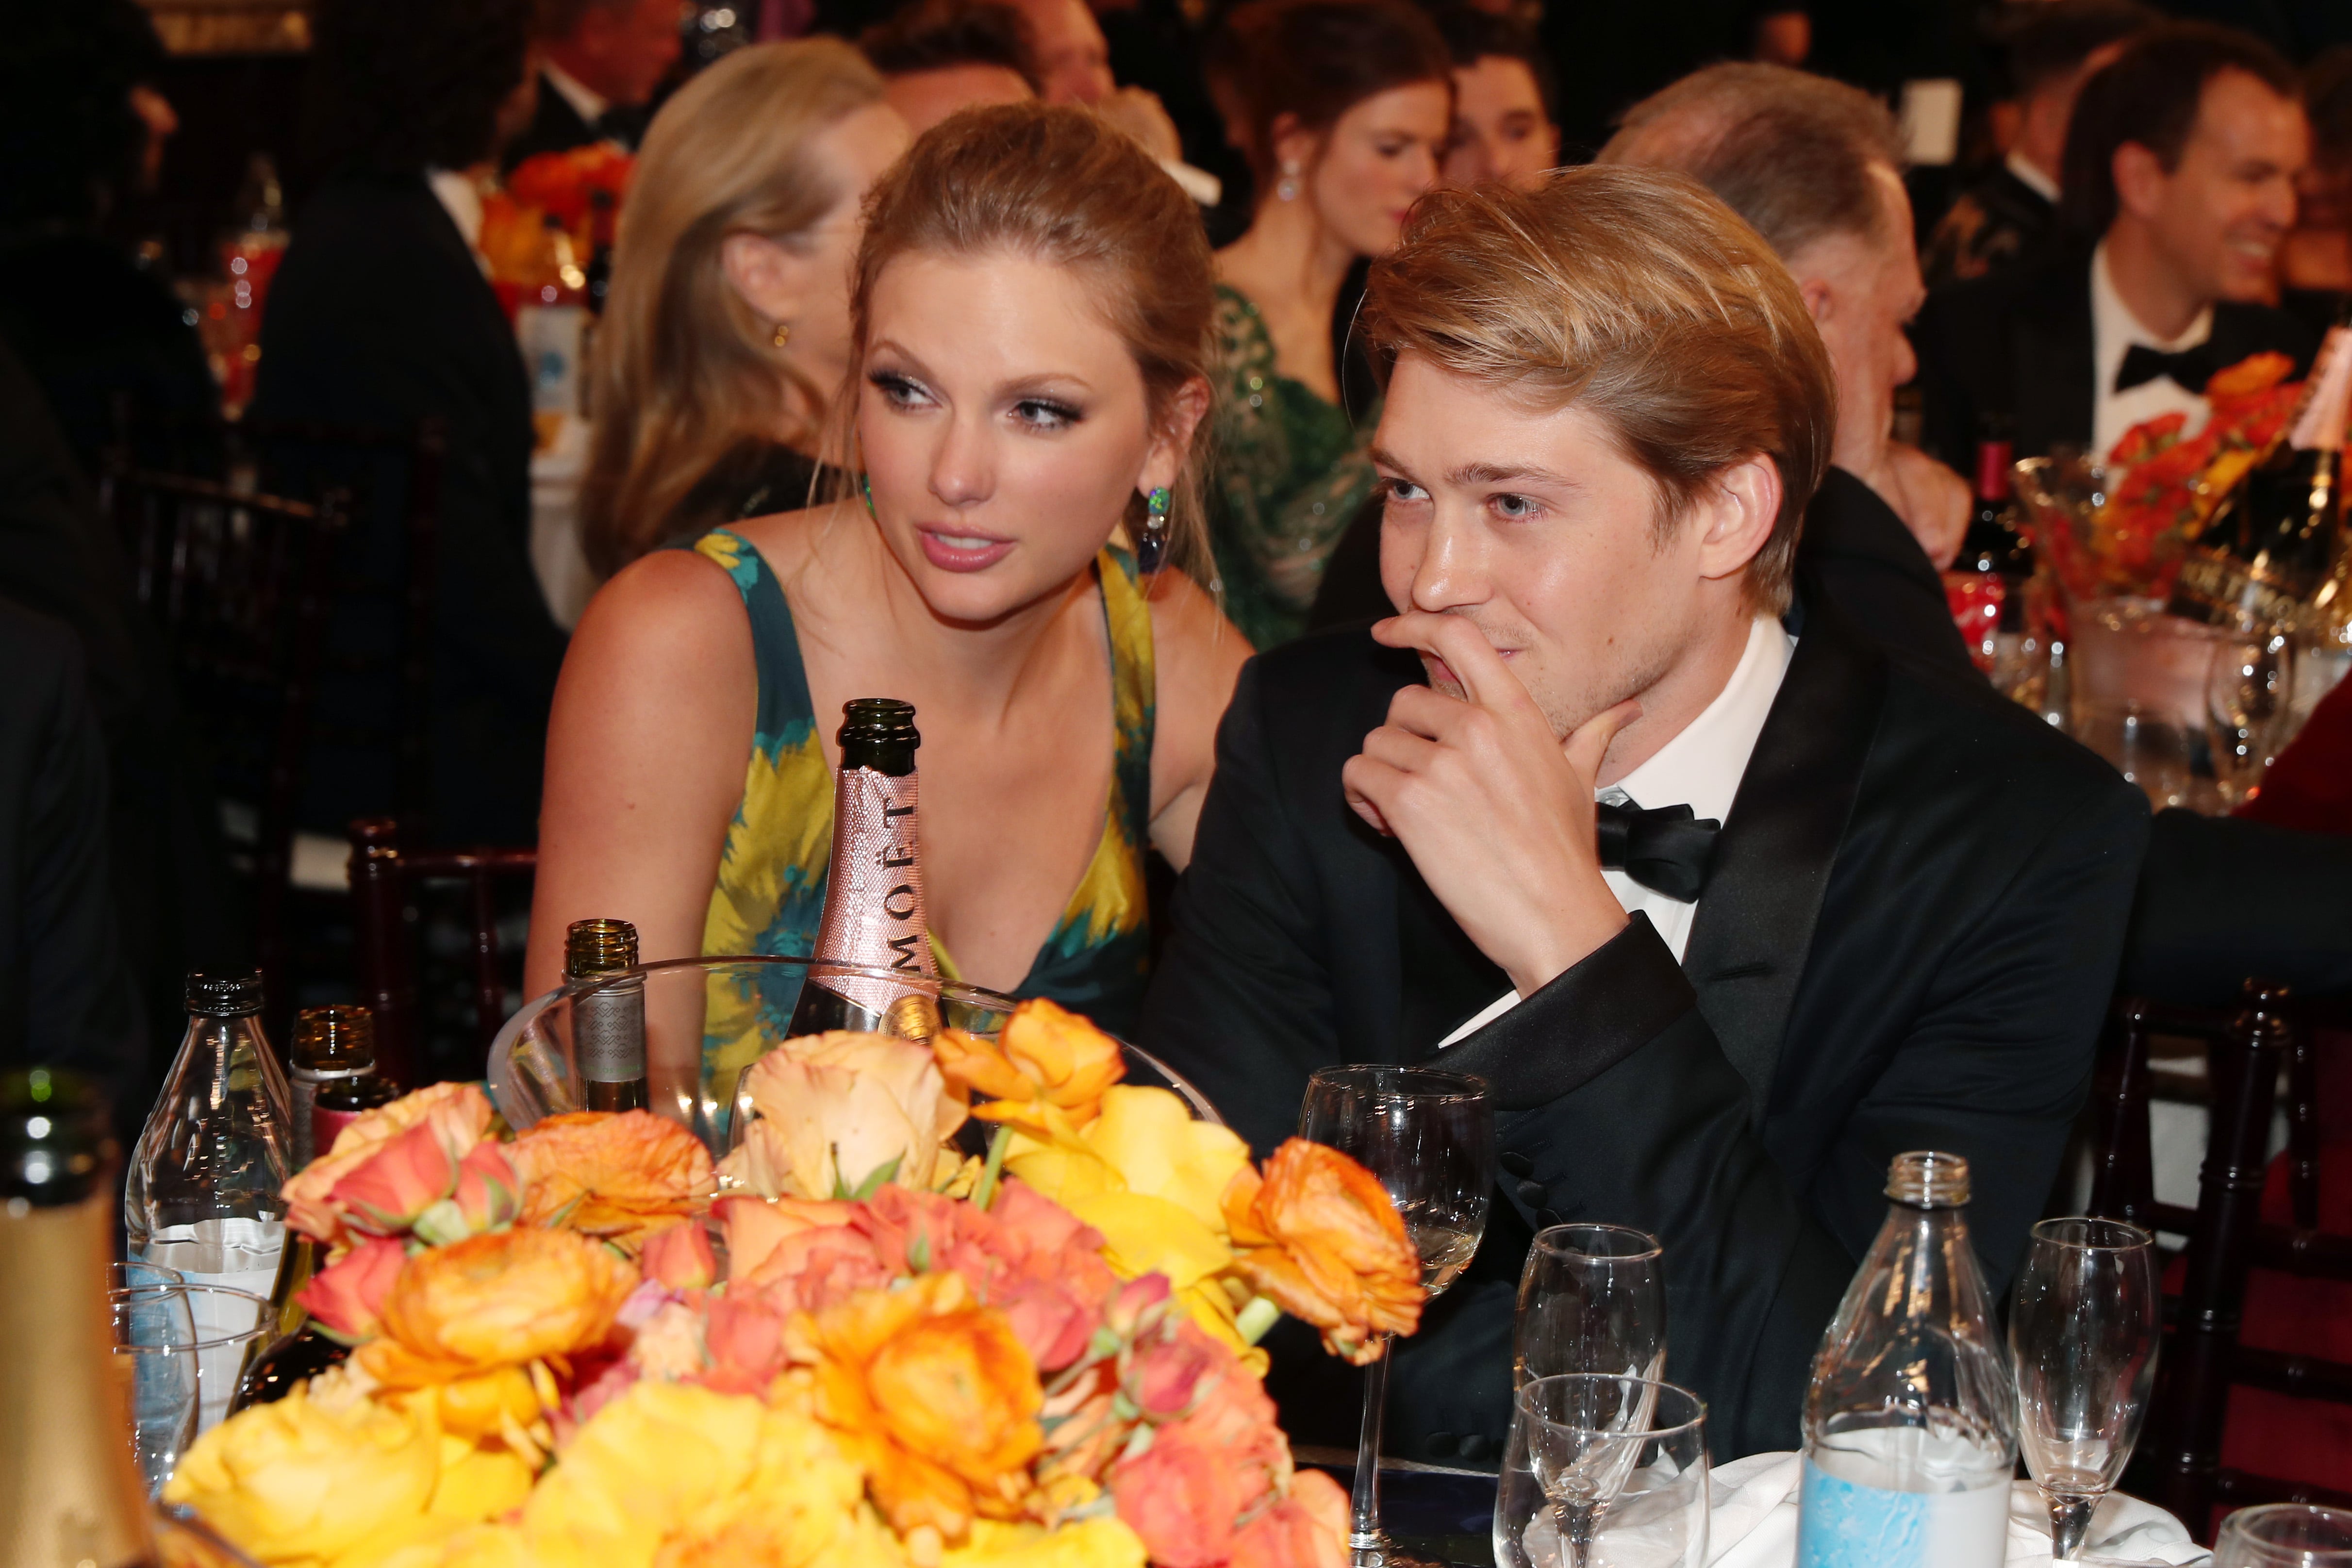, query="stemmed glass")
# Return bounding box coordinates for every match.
[2008,1217,2161,1562]
[1496,1374,1709,1568]
[1300,1065,1494,1568]
[2206,634,2294,807]
[1515,1224,1665,1387]
[2215,1504,2352,1568]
